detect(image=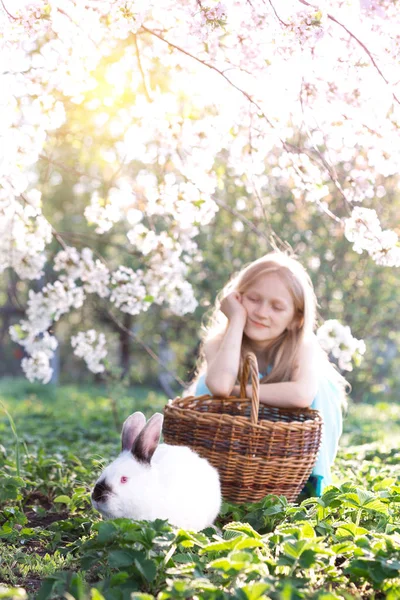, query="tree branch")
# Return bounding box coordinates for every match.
[106,309,186,389]
[39,154,104,184]
[298,79,349,215]
[133,33,152,102]
[20,192,68,251]
[57,231,139,255]
[140,23,354,224]
[140,25,276,130]
[267,0,289,26]
[298,0,400,105]
[1,0,17,20]
[214,197,270,242]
